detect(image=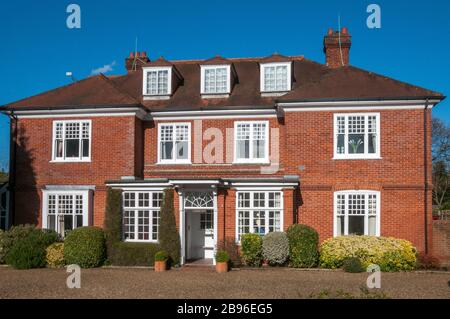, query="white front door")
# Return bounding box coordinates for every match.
[186,210,214,260]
